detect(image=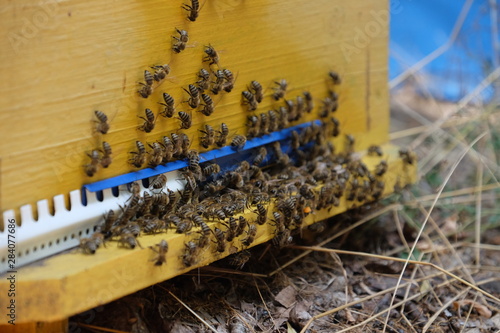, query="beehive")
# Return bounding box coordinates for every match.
[0,0,414,331]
